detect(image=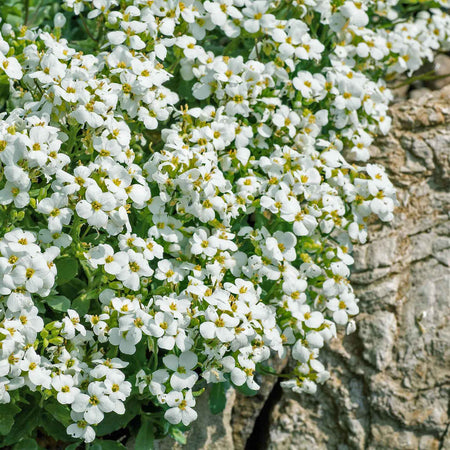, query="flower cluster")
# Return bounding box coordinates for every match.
[0,0,449,445]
